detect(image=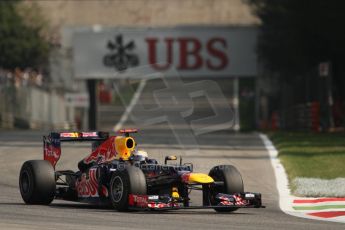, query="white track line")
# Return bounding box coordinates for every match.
[259,133,293,212]
[259,133,345,223]
[113,79,147,132]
